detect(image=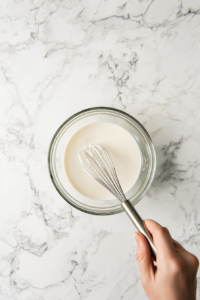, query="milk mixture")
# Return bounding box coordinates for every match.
[63,123,141,200]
